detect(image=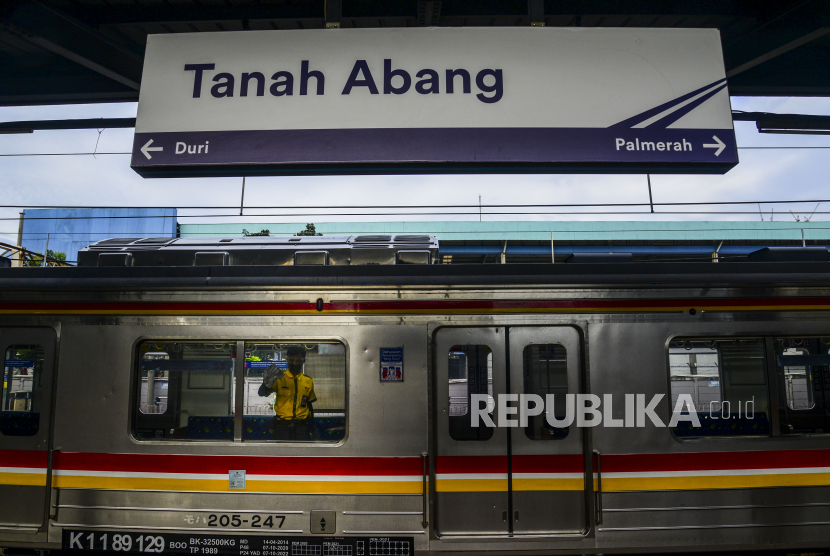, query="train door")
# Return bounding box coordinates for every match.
[508,326,585,534]
[434,326,587,536]
[0,327,56,531]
